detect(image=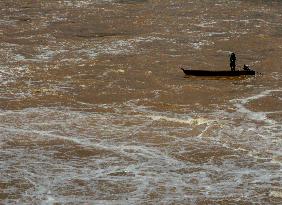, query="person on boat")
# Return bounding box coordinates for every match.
[230,52,236,71]
[243,64,250,71]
